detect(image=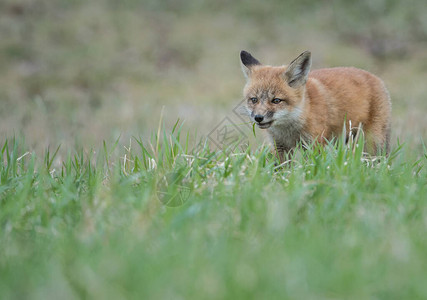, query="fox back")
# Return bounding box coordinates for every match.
[240,50,391,158]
